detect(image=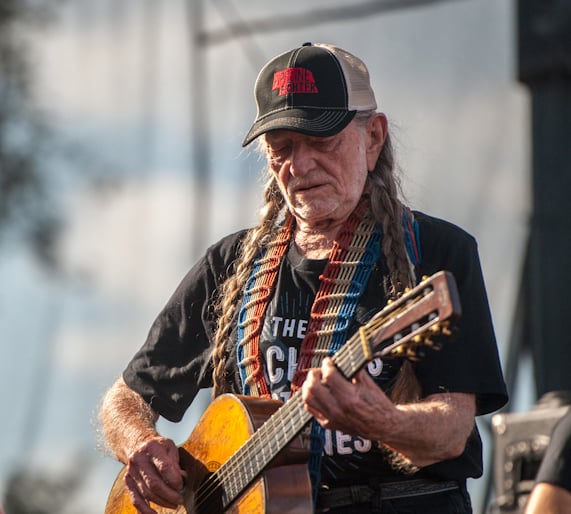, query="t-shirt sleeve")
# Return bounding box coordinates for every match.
[122,231,245,422]
[414,214,508,416]
[535,410,571,491]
